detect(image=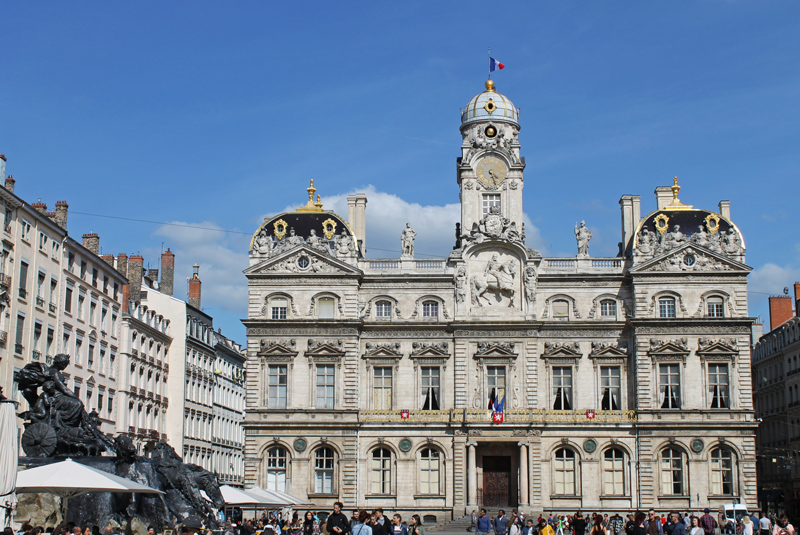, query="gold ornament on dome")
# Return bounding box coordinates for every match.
[297,179,324,213]
[273,219,288,240]
[321,218,337,240]
[665,176,693,210]
[654,213,670,235]
[704,213,721,235]
[484,98,496,114]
